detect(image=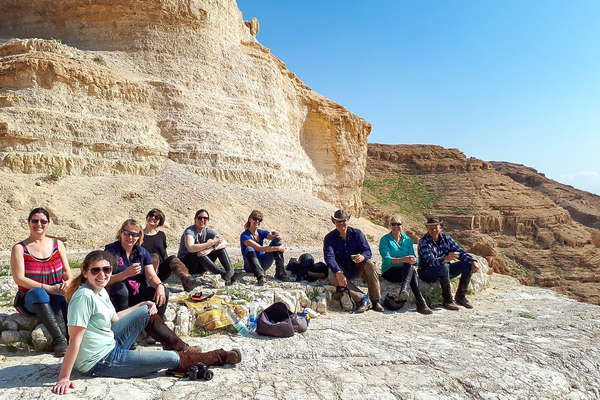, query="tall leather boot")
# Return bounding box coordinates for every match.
[169,257,198,292]
[273,252,292,282]
[32,303,68,357]
[414,291,433,315]
[176,348,241,372]
[145,314,201,352]
[455,272,474,309]
[439,276,459,311]
[246,253,266,286]
[397,265,414,301]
